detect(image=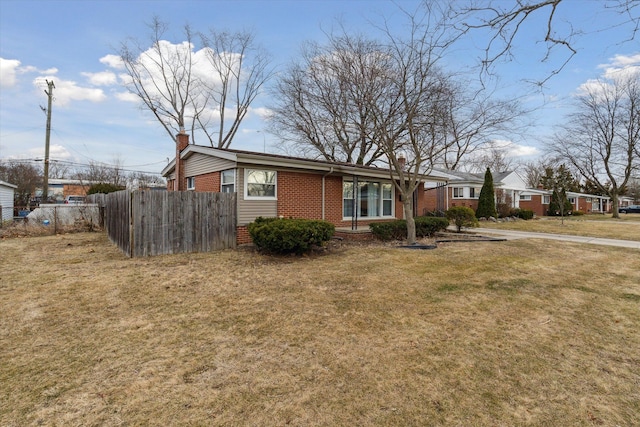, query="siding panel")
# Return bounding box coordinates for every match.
[184,153,235,176]
[236,168,277,225]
